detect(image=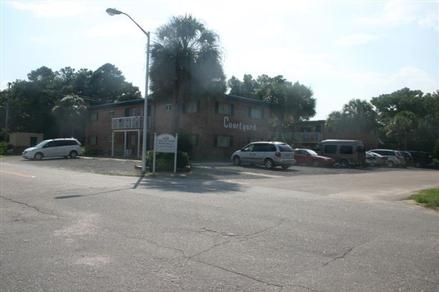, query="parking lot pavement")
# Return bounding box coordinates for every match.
[2,155,142,176]
[2,155,406,180]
